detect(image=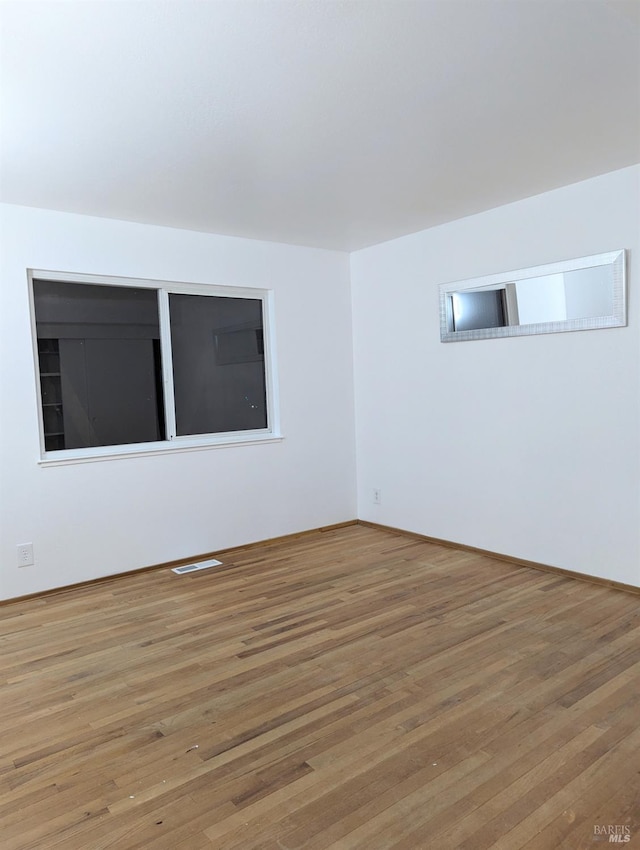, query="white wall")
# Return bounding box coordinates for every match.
[0,205,357,599]
[2,166,638,600]
[351,166,640,587]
